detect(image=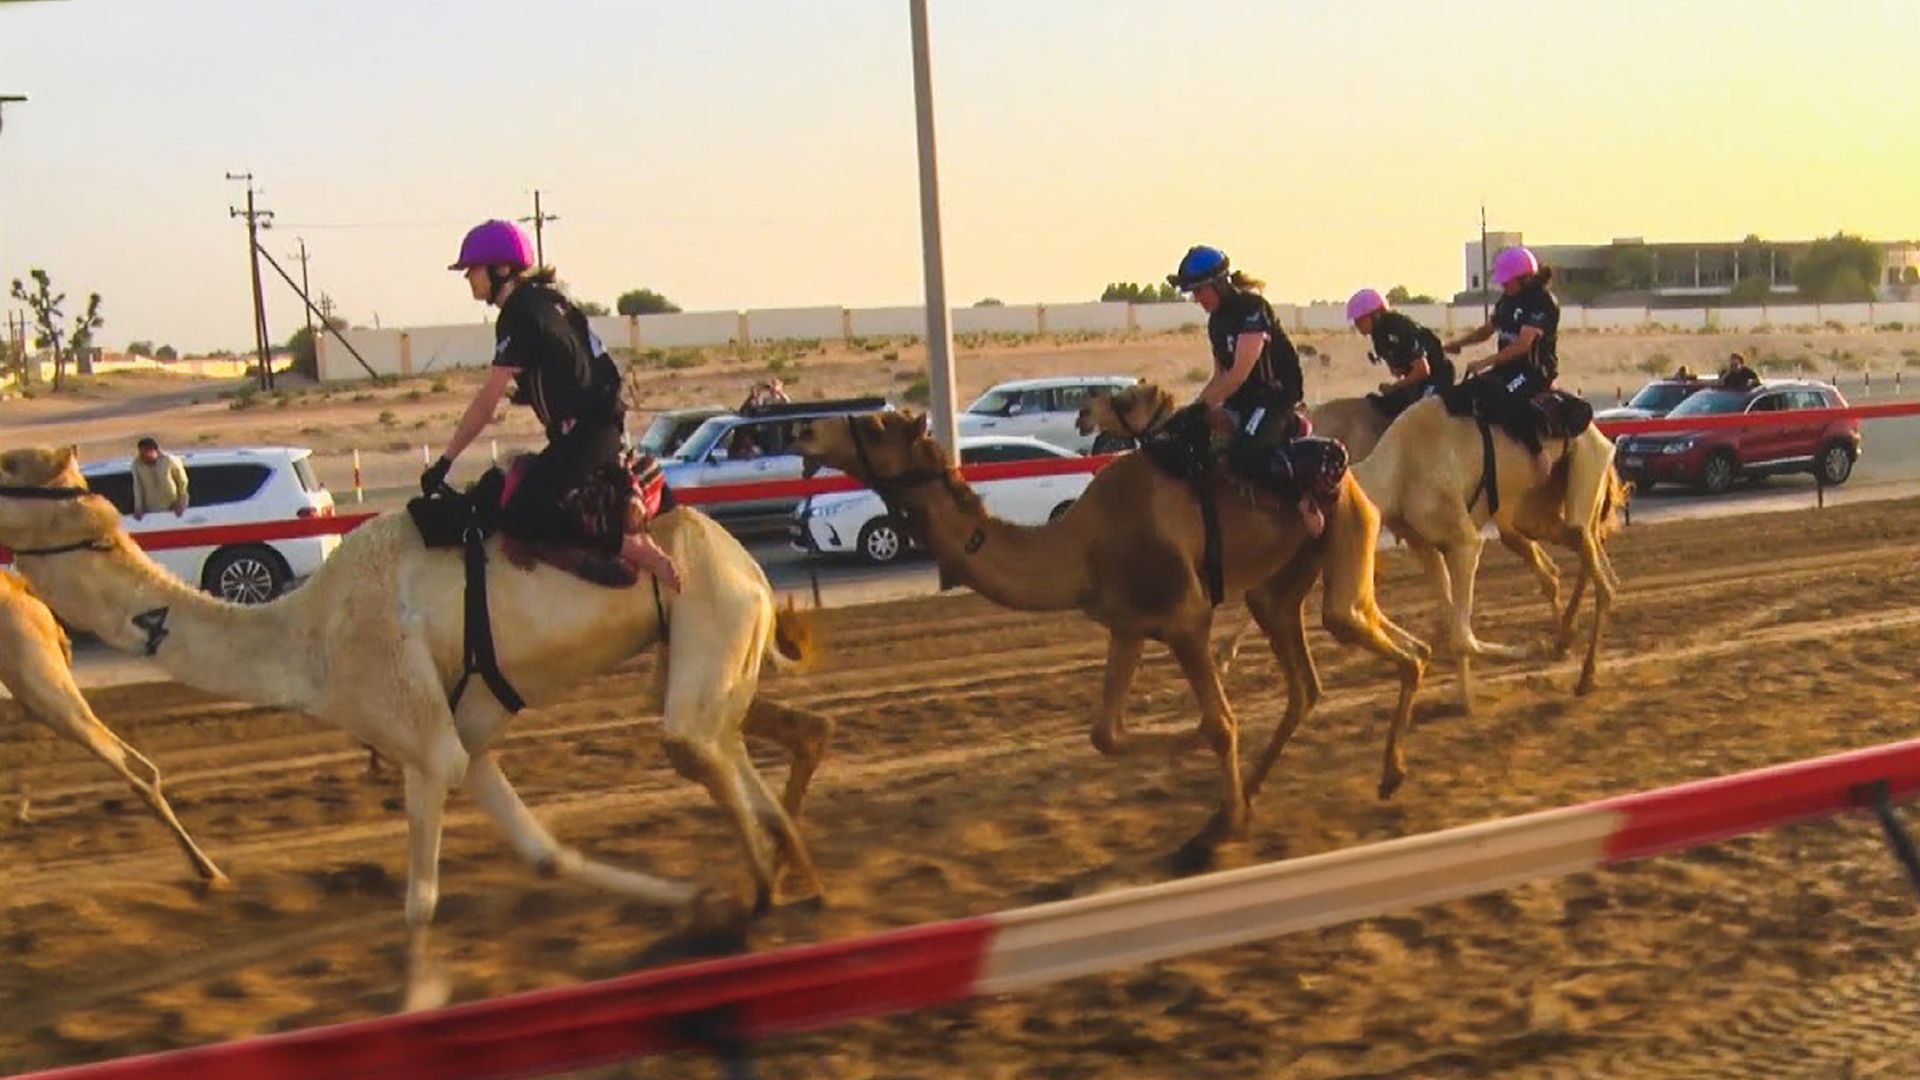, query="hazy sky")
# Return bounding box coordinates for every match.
[1,0,1915,351]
